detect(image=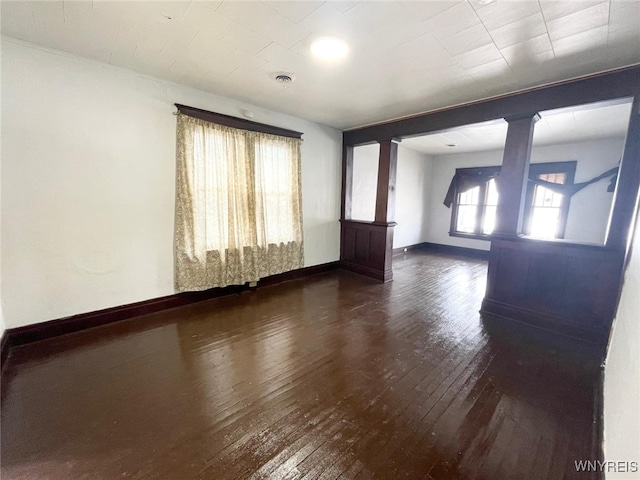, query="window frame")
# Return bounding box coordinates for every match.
[449,161,577,240]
